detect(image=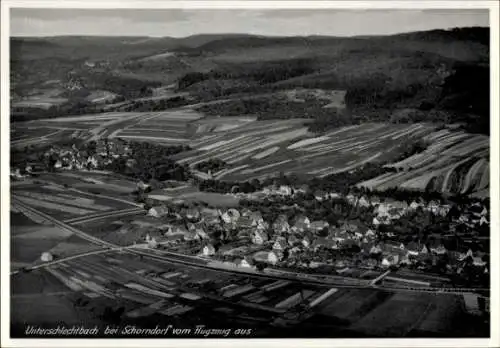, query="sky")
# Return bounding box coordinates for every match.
[10,8,489,37]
